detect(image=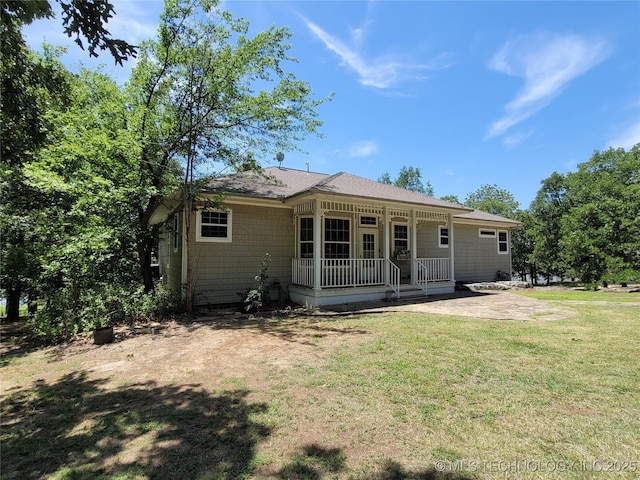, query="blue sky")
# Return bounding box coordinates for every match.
[24,1,640,209]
